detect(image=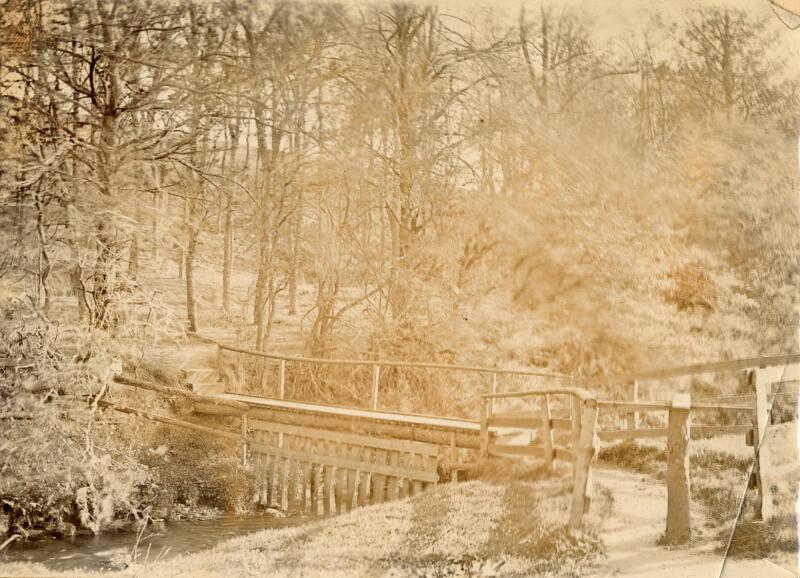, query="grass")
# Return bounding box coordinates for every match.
[0,461,612,578]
